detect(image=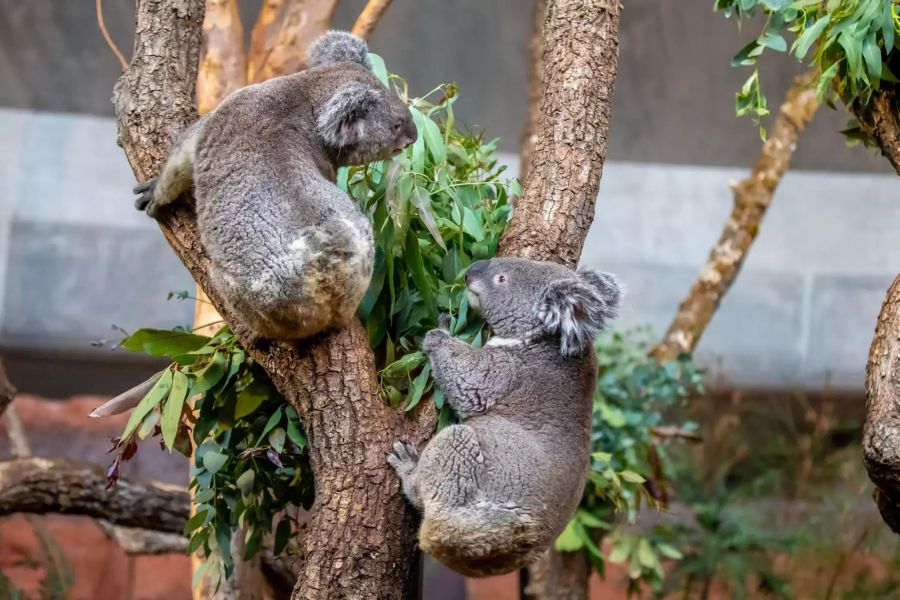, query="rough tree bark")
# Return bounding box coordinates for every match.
[518,0,546,182]
[499,1,622,598]
[498,0,620,268]
[651,70,819,361]
[864,275,900,534]
[246,0,339,84]
[851,85,900,176]
[114,2,433,598]
[0,457,189,531]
